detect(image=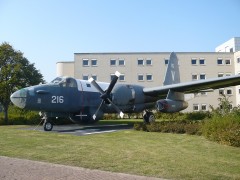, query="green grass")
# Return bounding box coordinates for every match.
[0,125,239,180]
